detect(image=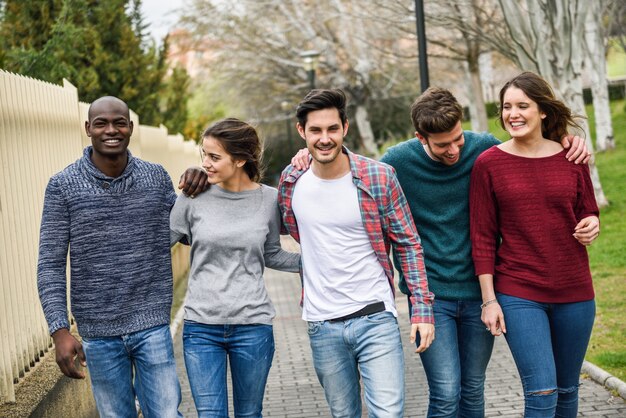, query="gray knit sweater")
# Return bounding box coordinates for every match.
[170,184,300,325]
[37,147,177,338]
